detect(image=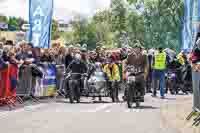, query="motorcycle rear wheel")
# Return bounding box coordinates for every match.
[69,87,74,104]
[136,102,140,108]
